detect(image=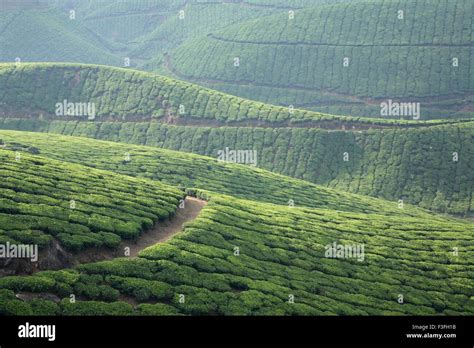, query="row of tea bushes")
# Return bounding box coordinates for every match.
[0,148,183,250]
